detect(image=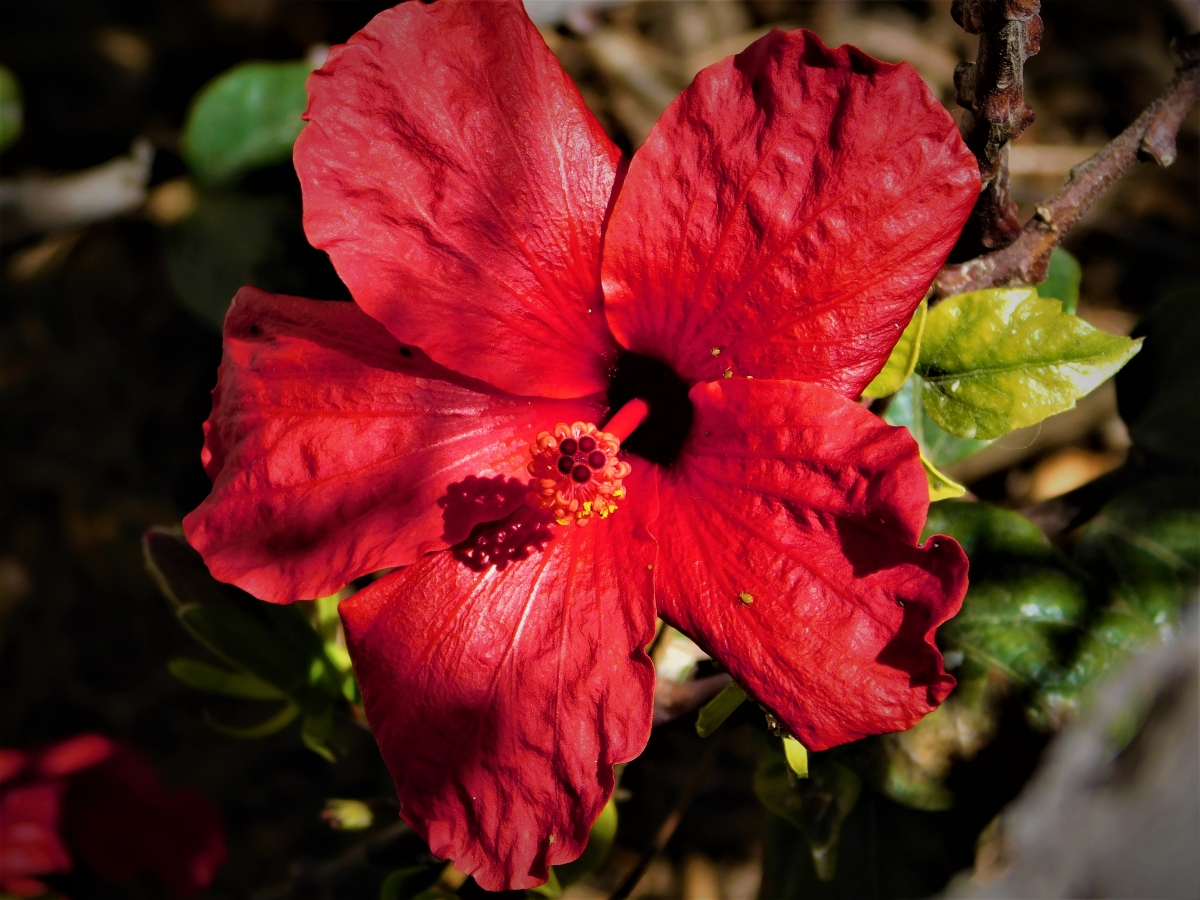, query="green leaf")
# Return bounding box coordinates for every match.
[145,528,345,712]
[754,747,861,882]
[1036,247,1082,314]
[923,501,1087,687]
[204,702,300,739]
[164,192,296,330]
[1033,477,1200,726]
[695,681,747,737]
[181,60,312,185]
[884,377,992,467]
[862,300,926,399]
[783,737,809,779]
[550,796,618,889]
[168,658,286,700]
[1076,476,1200,613]
[176,603,328,709]
[0,65,22,152]
[1116,286,1200,466]
[919,450,966,502]
[917,287,1141,440]
[301,708,348,762]
[322,798,373,831]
